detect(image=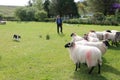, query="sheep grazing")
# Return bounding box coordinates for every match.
[13,34,21,41]
[103,32,116,45]
[64,42,102,74]
[75,40,109,55]
[70,33,85,42]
